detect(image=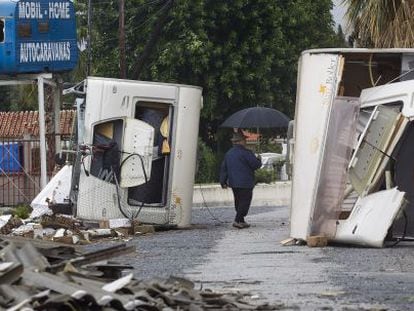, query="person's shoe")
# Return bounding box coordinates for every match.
[232,222,244,229]
[240,222,250,228]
